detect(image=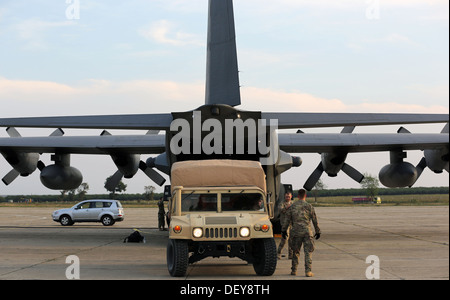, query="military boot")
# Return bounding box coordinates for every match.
[305,272,314,277]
